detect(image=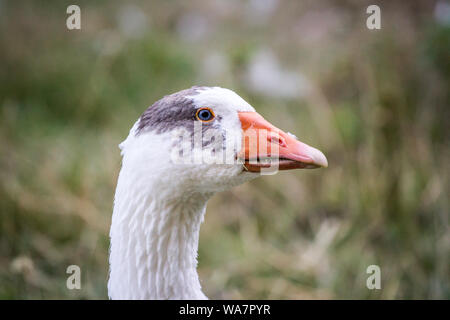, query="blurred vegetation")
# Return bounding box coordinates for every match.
[0,0,448,299]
